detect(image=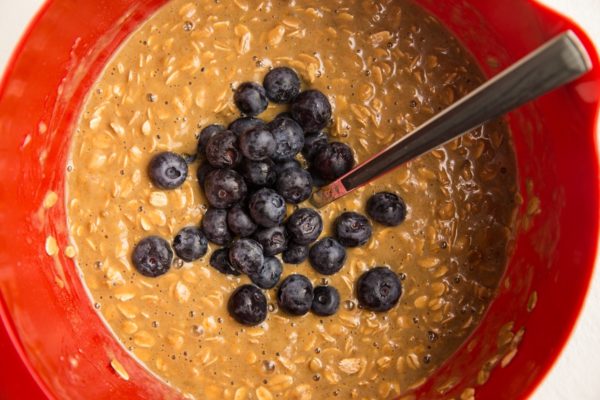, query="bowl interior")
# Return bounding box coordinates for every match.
[0,0,598,399]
